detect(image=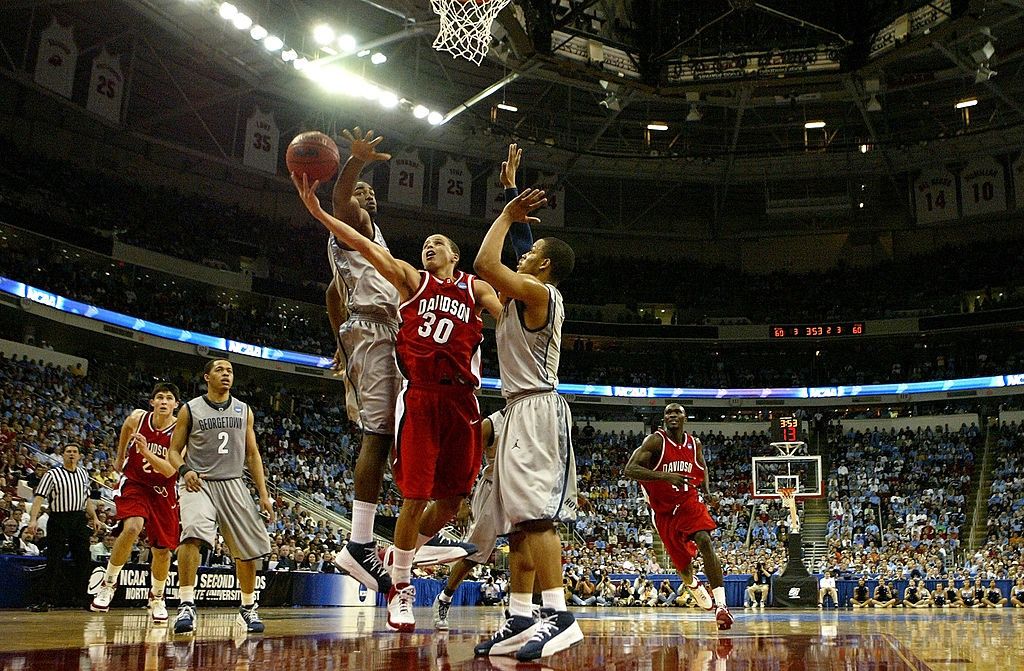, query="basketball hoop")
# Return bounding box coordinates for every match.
[778,486,801,534]
[431,0,512,65]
